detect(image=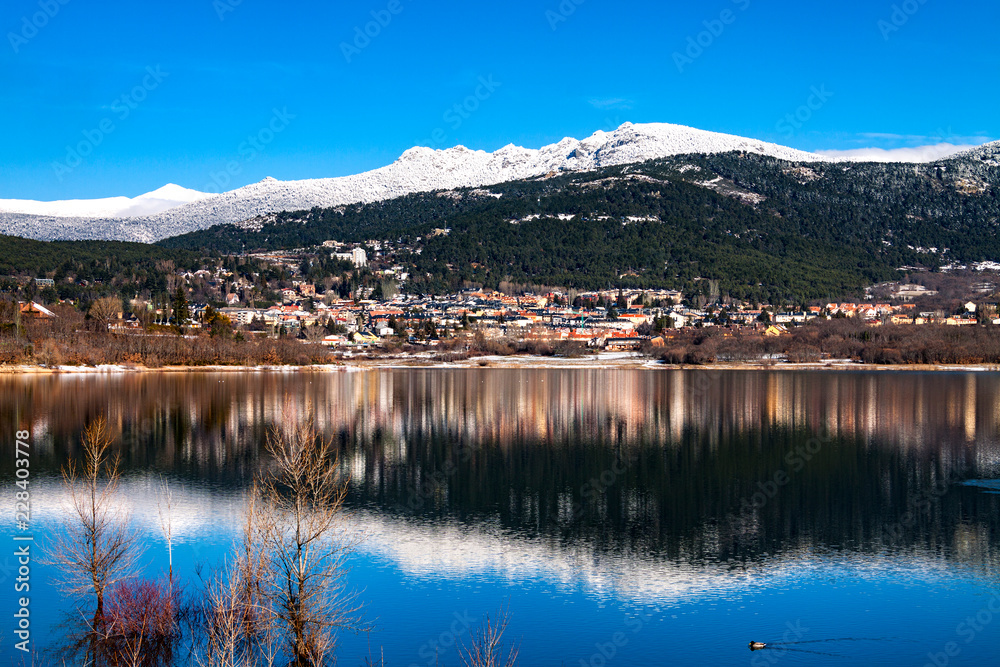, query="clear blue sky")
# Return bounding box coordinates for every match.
[1,0,997,200]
